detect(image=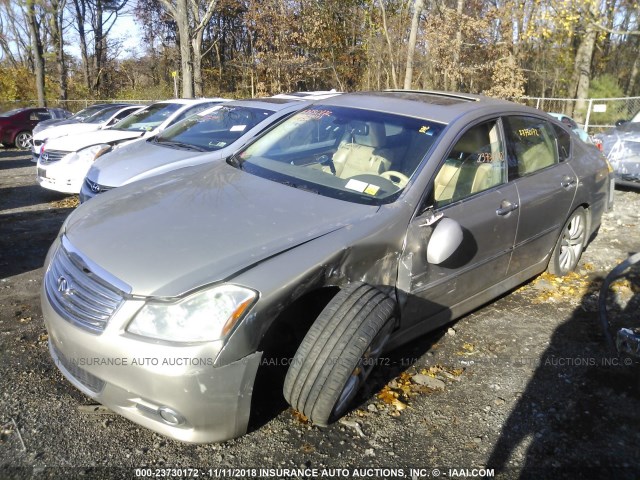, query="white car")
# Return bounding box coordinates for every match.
[36,98,228,194]
[32,104,144,161]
